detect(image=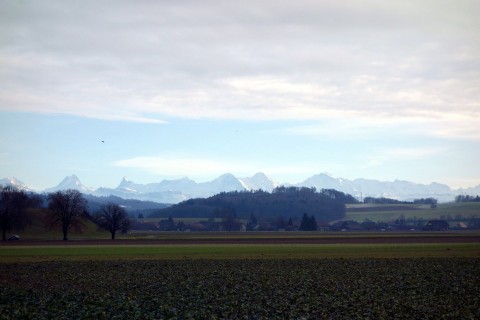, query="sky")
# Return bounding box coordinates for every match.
[1,0,479,191]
